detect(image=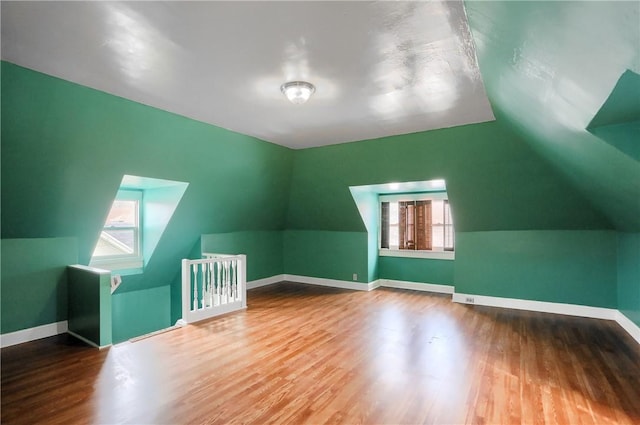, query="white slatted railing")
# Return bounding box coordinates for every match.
[180,254,246,325]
